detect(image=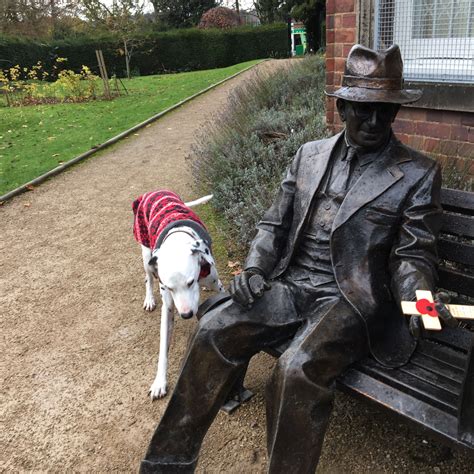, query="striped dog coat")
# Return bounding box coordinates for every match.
[132,190,212,277]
